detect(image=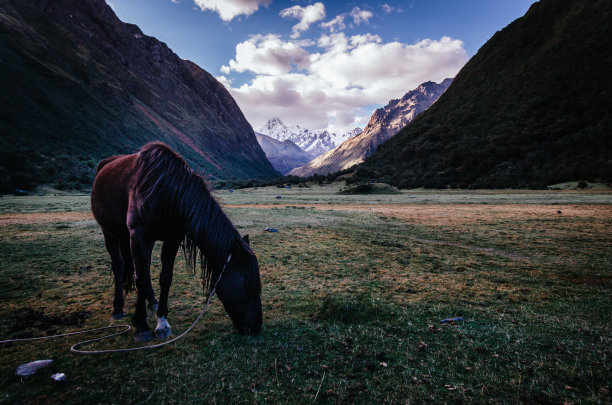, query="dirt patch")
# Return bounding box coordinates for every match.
[0,212,93,225]
[226,203,612,226]
[8,309,91,337]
